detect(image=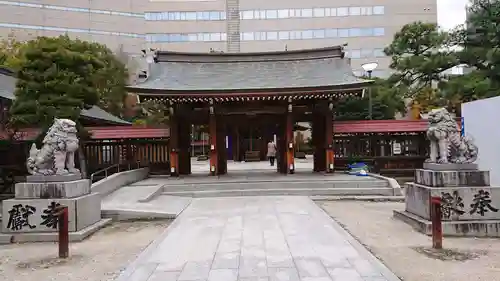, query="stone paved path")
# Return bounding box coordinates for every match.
[116,196,400,281]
